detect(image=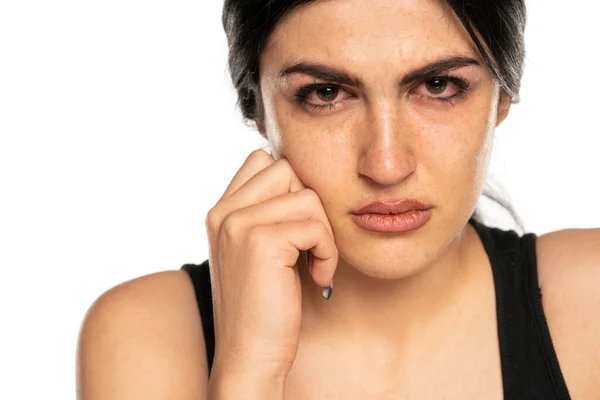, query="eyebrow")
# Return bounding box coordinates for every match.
[278,55,482,88]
